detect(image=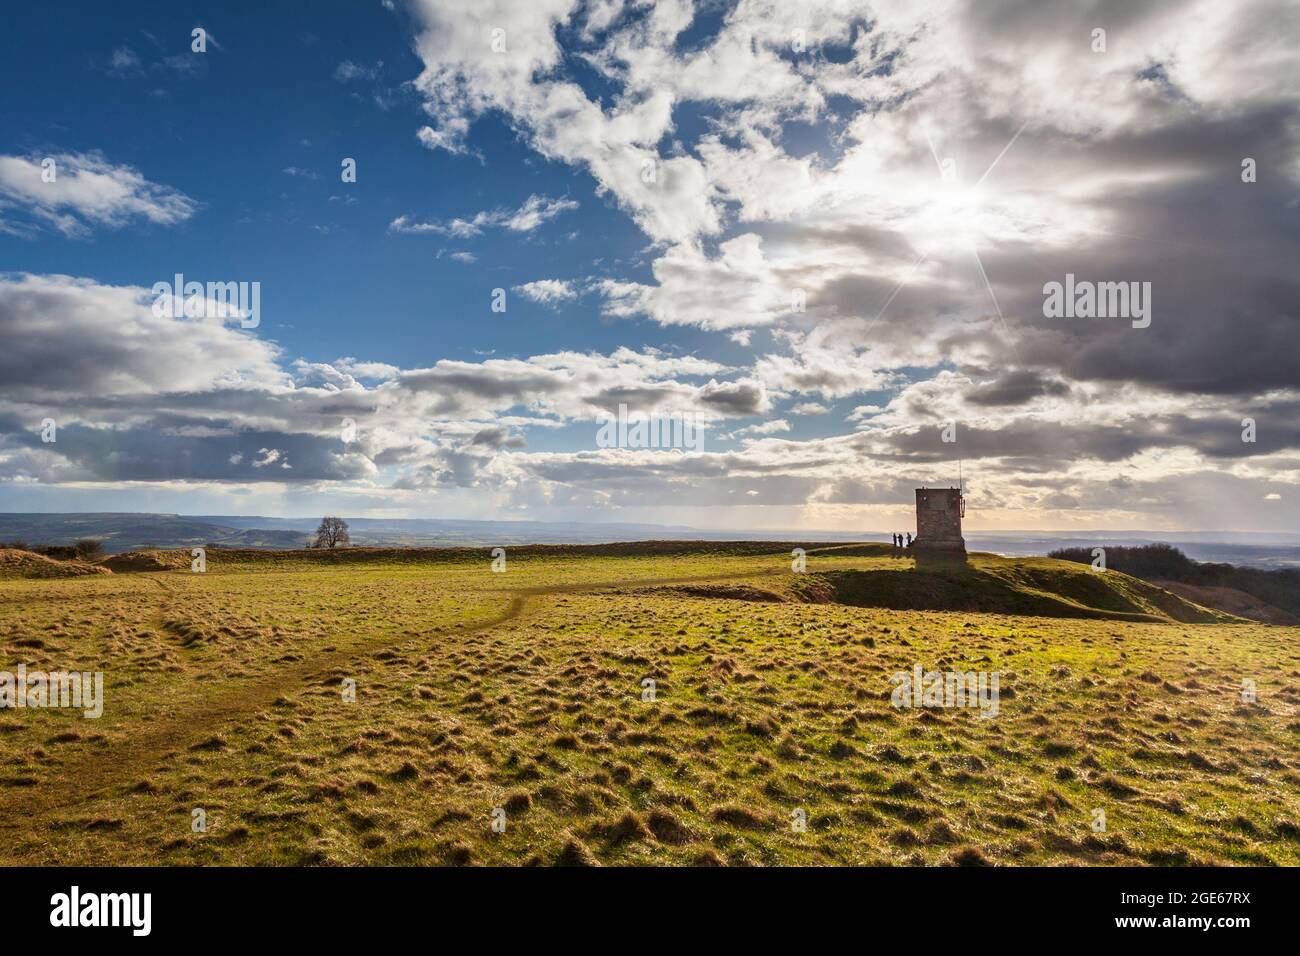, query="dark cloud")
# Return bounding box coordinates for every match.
[8,424,371,483]
[697,379,769,416]
[967,371,1070,406]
